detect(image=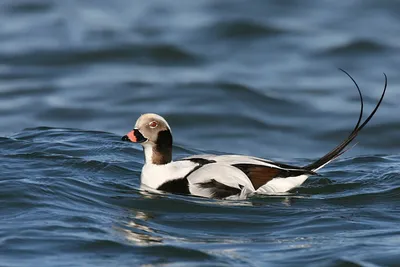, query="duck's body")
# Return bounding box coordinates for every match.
[140,154,312,199]
[122,72,387,199]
